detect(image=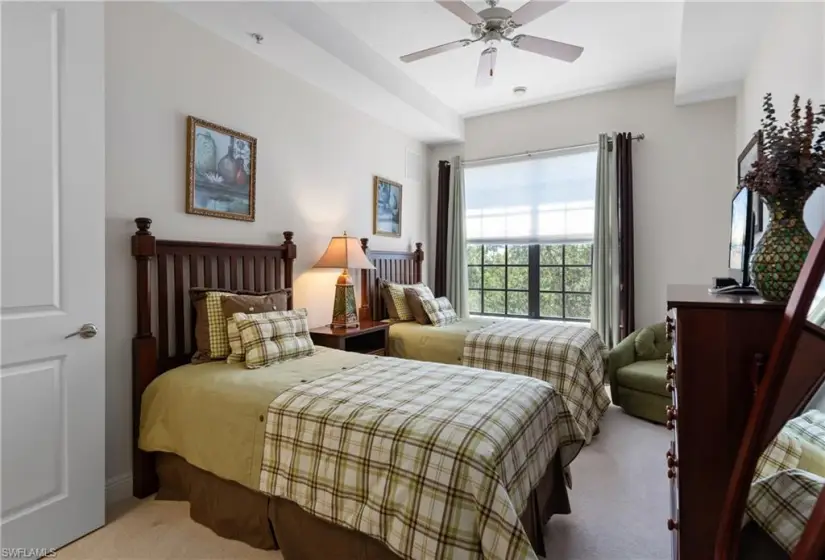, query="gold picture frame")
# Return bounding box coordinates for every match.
[373,176,402,237]
[186,116,257,222]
